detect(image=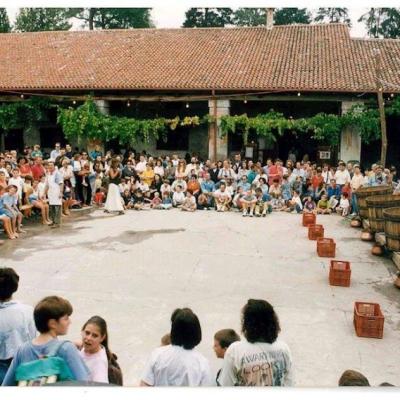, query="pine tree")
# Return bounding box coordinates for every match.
[314,8,351,27]
[182,8,233,28]
[14,8,72,32]
[0,8,11,32]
